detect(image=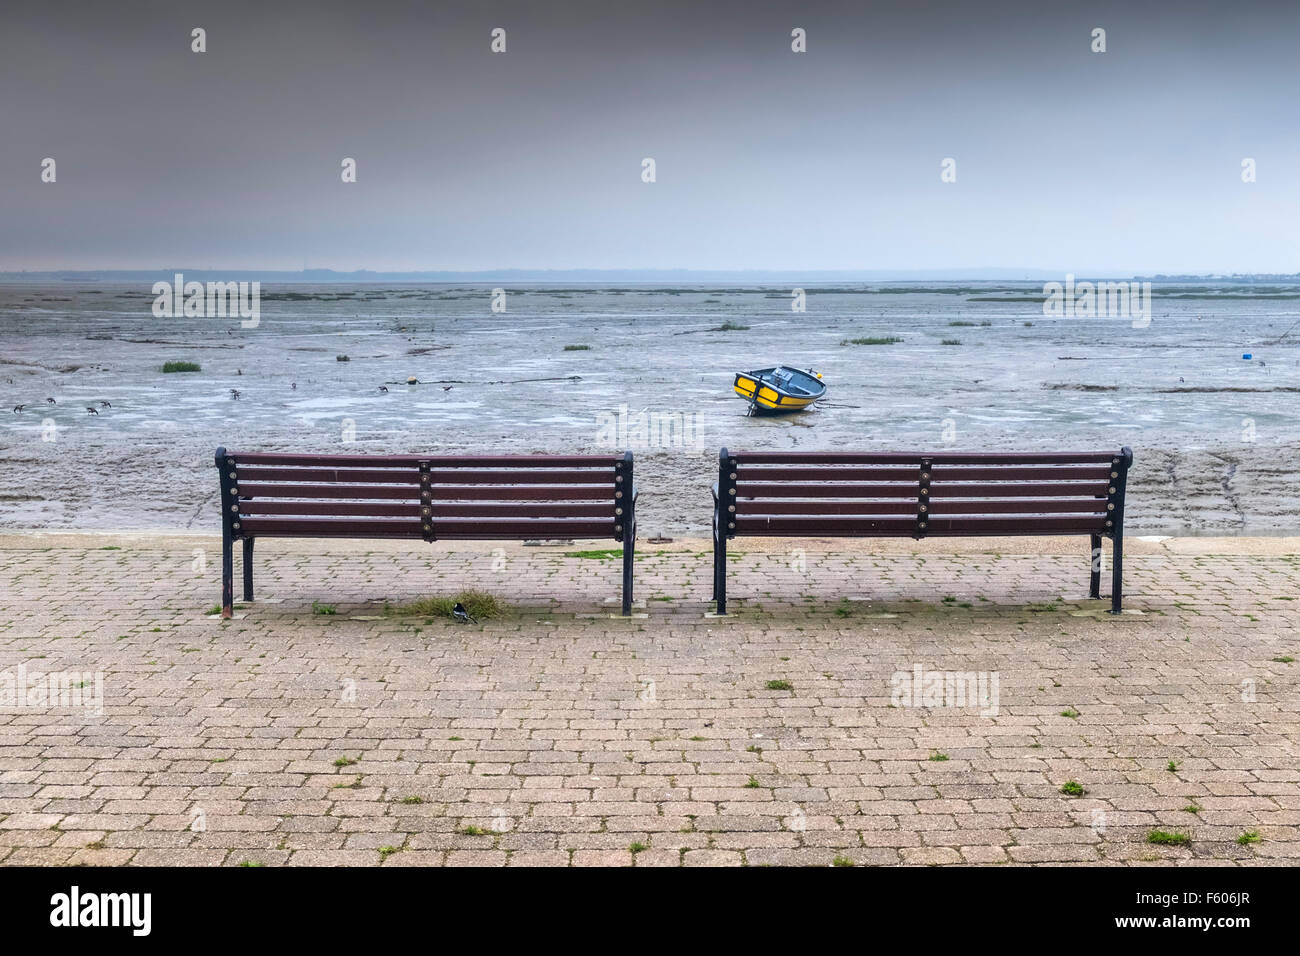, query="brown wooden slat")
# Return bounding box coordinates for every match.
[735,482,919,499]
[928,466,1113,481]
[734,499,918,516]
[423,455,620,468]
[431,503,613,519]
[731,514,1107,537]
[239,516,616,538]
[927,482,1109,498]
[735,500,1107,519]
[241,501,419,517]
[429,469,614,484]
[431,519,615,538]
[227,451,621,468]
[236,466,613,485]
[424,485,614,501]
[737,466,921,482]
[730,450,1120,465]
[926,498,1108,515]
[239,517,423,537]
[732,516,917,535]
[924,516,1107,535]
[235,467,420,485]
[237,483,421,500]
[736,465,1112,483]
[228,453,424,467]
[239,500,613,519]
[236,482,613,501]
